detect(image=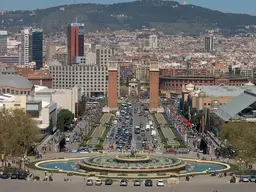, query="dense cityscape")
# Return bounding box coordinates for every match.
[0,1,256,192]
